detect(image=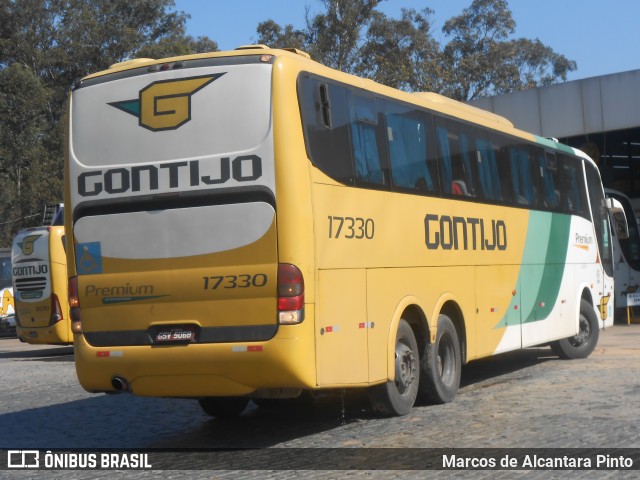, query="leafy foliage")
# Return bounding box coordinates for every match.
[257,0,576,99]
[441,0,576,99]
[0,0,216,246]
[357,8,444,92]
